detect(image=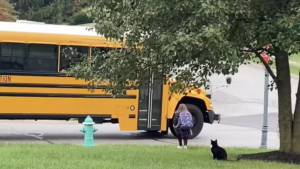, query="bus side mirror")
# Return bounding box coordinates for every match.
[226,77,232,85]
